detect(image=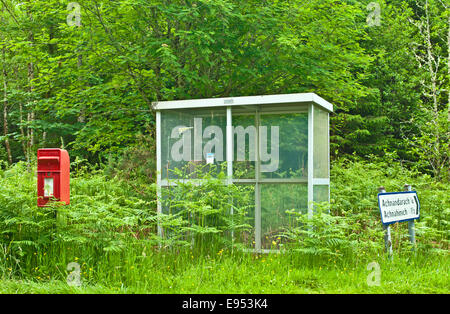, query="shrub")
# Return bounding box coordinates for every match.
[330,155,449,255]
